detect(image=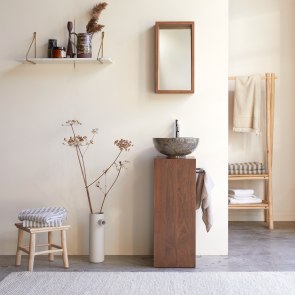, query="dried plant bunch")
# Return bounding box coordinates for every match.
[63,120,133,214]
[86,19,104,35]
[86,2,108,36]
[92,2,108,18]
